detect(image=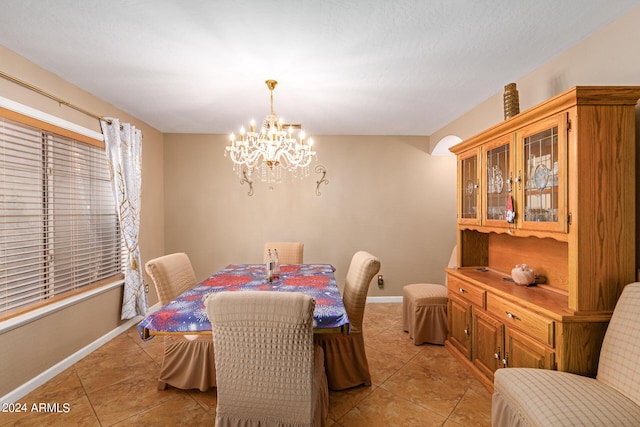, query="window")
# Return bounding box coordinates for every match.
[0,113,122,318]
